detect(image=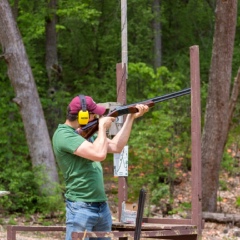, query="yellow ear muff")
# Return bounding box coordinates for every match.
[78,95,89,125]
